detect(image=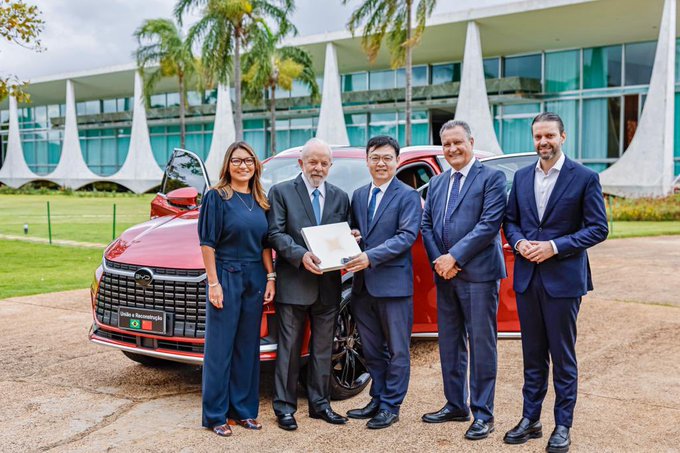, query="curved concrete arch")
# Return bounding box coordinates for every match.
[600,0,675,197]
[0,96,40,188]
[204,83,235,183]
[48,79,102,189]
[315,43,349,146]
[109,71,164,194]
[455,21,503,155]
